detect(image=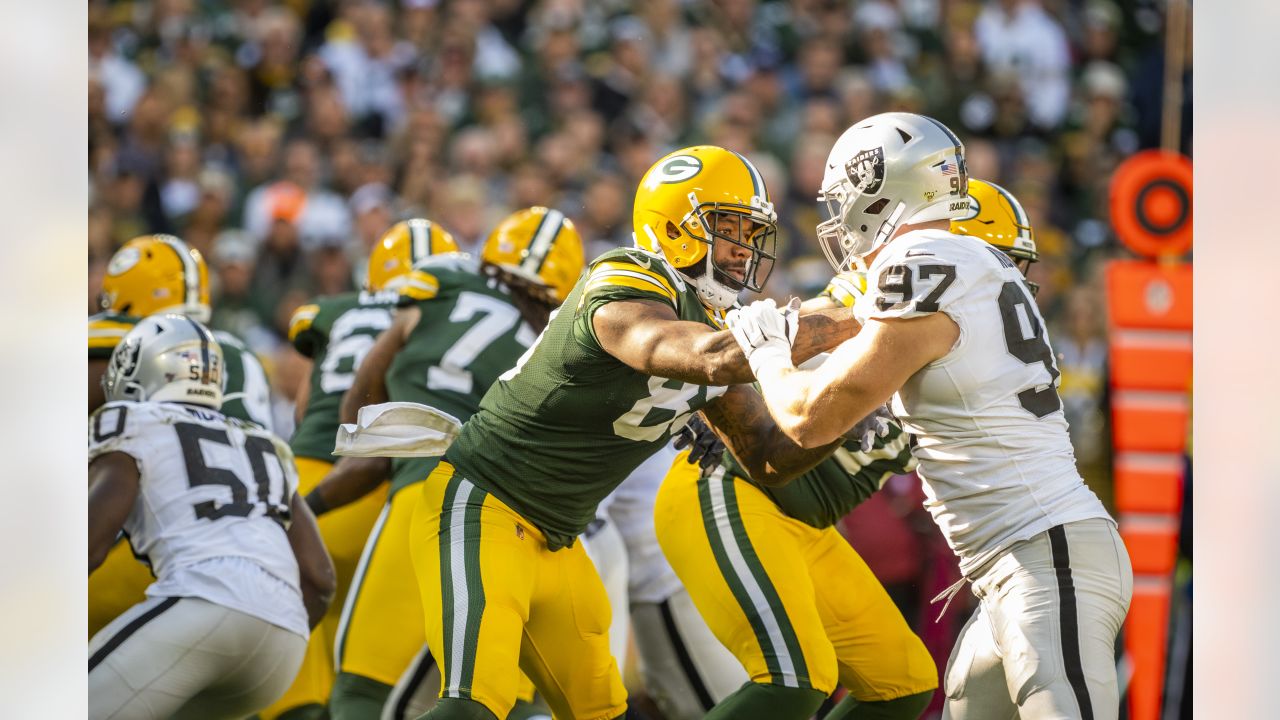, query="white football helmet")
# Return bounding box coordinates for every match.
[103,314,225,409]
[817,112,971,271]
